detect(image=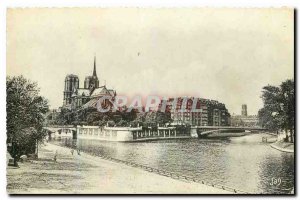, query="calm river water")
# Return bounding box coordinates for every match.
[51,133,294,194]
